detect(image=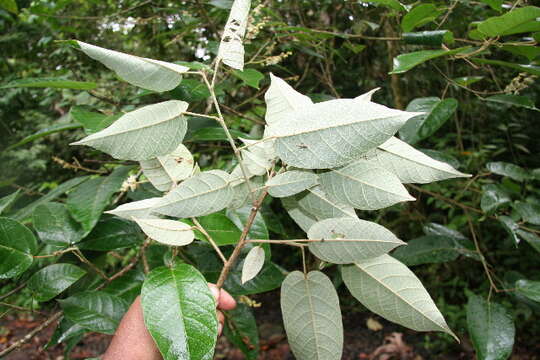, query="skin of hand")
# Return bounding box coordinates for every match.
[102,283,236,360]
